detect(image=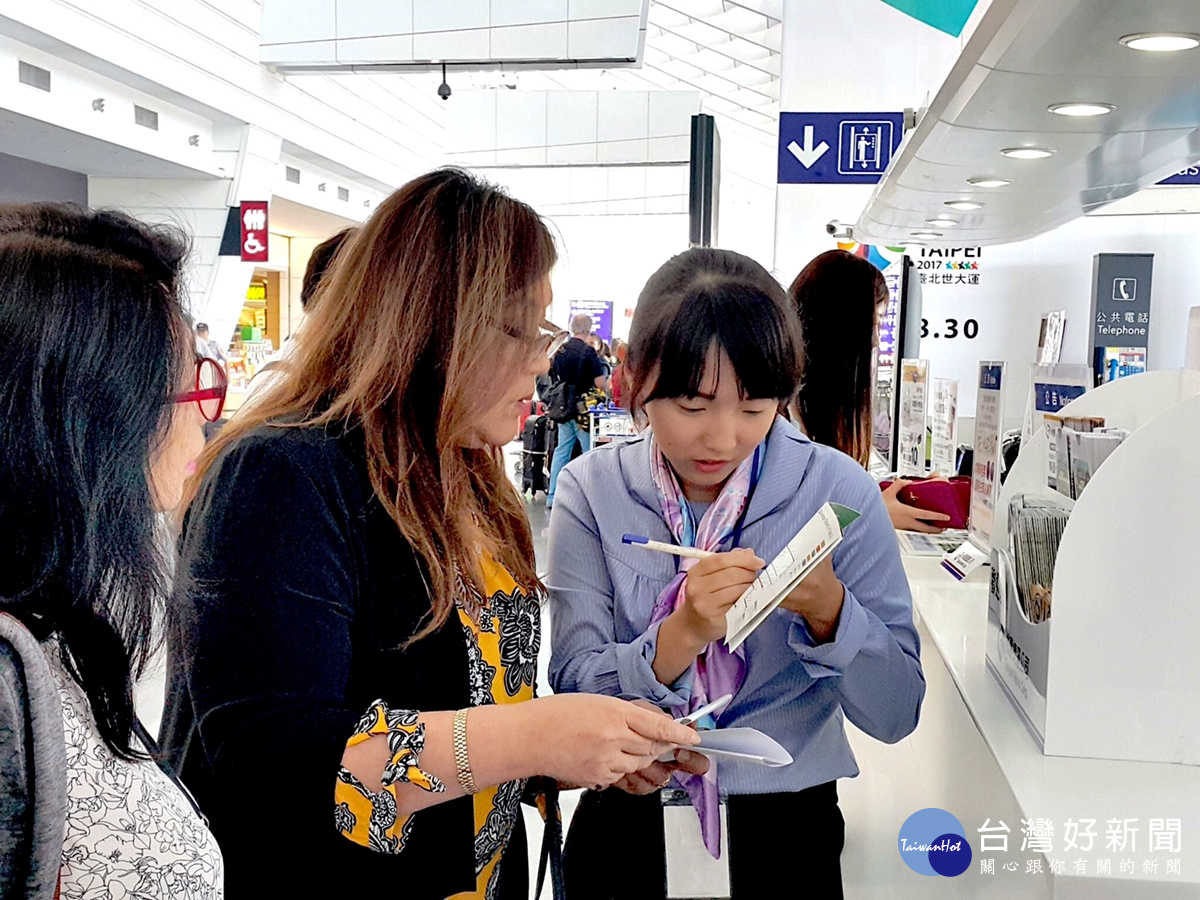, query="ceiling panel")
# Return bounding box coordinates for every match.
[855,0,1200,247]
